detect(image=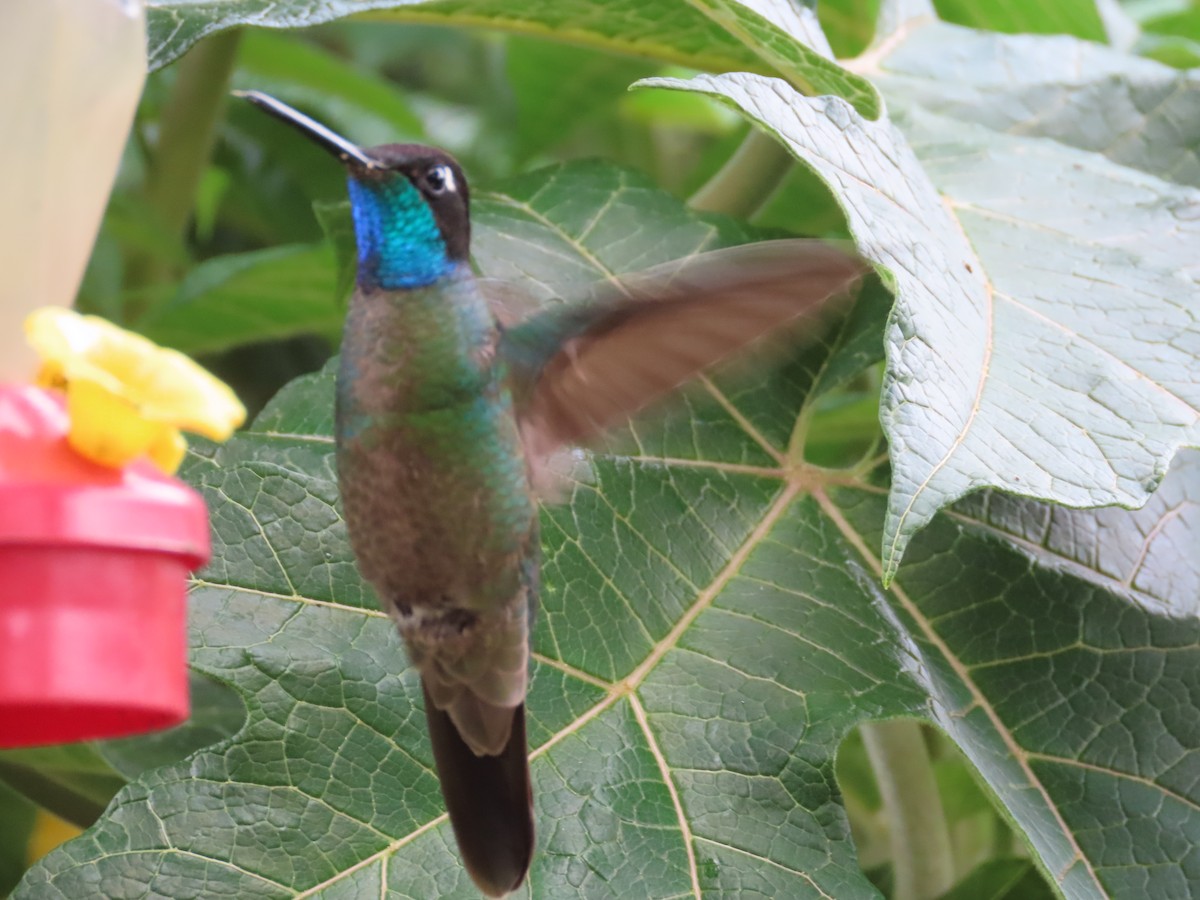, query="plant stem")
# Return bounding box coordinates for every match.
[127,29,243,317]
[146,29,242,236]
[860,720,956,900]
[688,127,793,218]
